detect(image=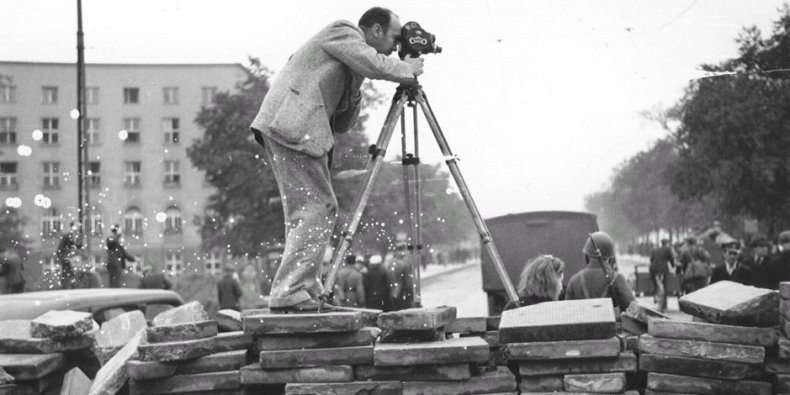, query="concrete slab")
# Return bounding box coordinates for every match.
[137,336,216,362]
[92,310,147,365]
[518,351,637,376]
[88,329,144,395]
[401,366,516,395]
[243,312,364,335]
[0,353,65,381]
[216,310,242,332]
[639,334,764,364]
[679,280,779,325]
[239,363,353,384]
[145,320,218,343]
[646,372,771,395]
[380,328,445,343]
[129,370,240,394]
[518,376,563,392]
[377,306,456,331]
[212,331,253,353]
[639,352,762,380]
[257,327,378,351]
[444,317,487,334]
[503,337,621,361]
[563,372,626,393]
[647,318,777,347]
[373,336,489,366]
[30,310,95,341]
[354,363,471,381]
[58,367,91,395]
[499,299,616,343]
[259,345,373,368]
[285,381,401,395]
[0,320,93,354]
[152,301,209,326]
